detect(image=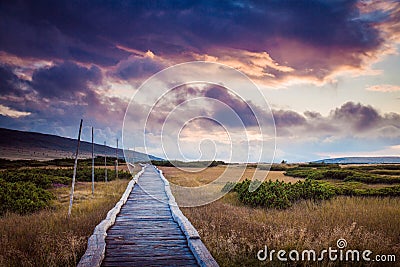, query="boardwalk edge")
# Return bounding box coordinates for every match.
[155,166,219,267]
[77,165,146,267]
